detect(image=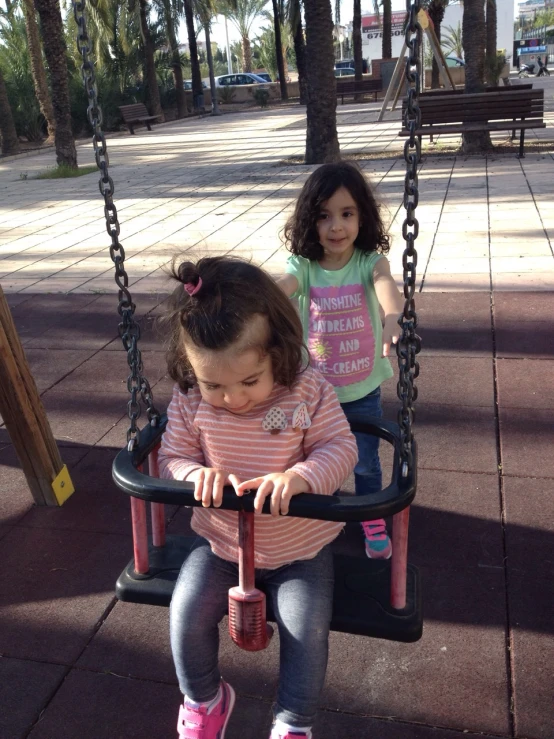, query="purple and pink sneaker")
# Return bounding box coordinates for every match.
[361,519,392,559]
[177,680,235,739]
